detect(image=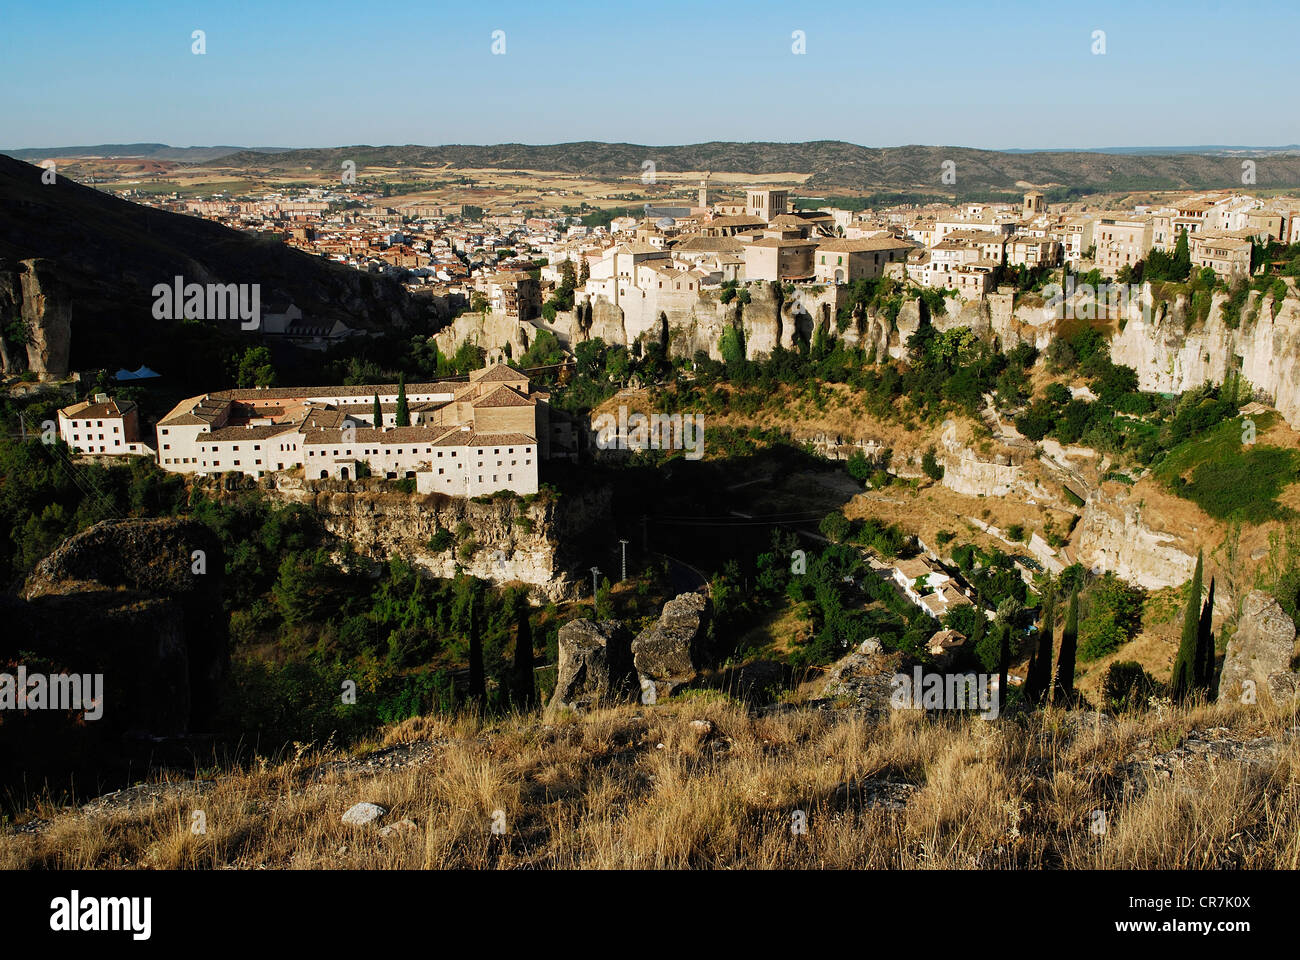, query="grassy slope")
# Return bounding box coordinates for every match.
[5,697,1297,869]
